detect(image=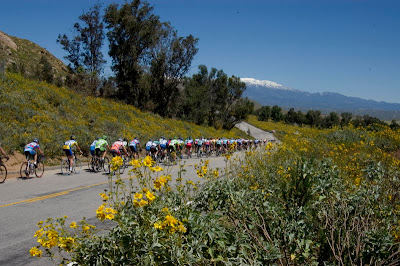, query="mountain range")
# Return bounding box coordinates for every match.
[241,78,400,121]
